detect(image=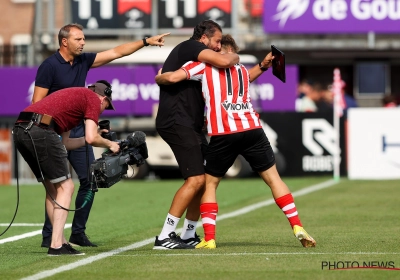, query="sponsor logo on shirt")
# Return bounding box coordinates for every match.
[221,100,251,113]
